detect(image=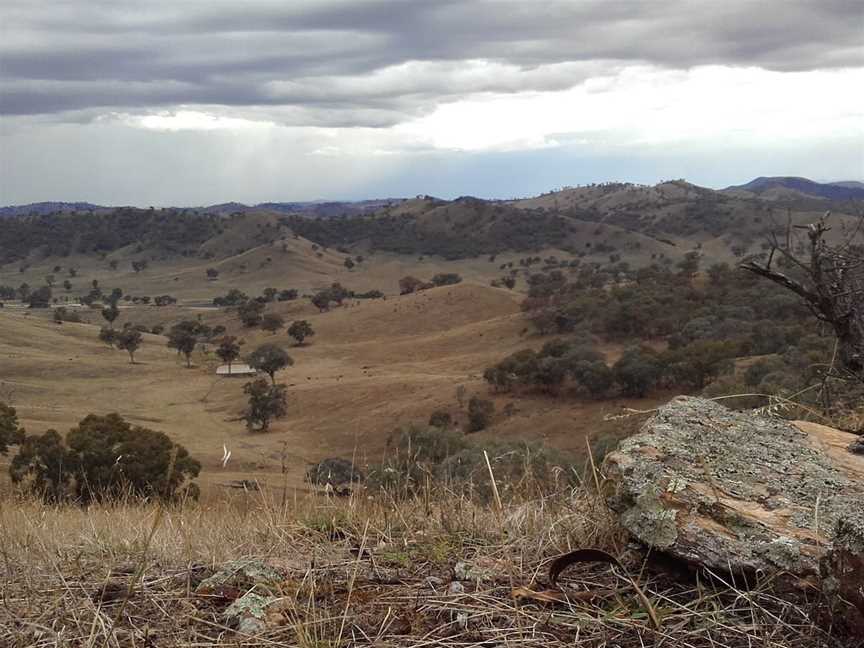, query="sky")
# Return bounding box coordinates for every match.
[1,0,862,206]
